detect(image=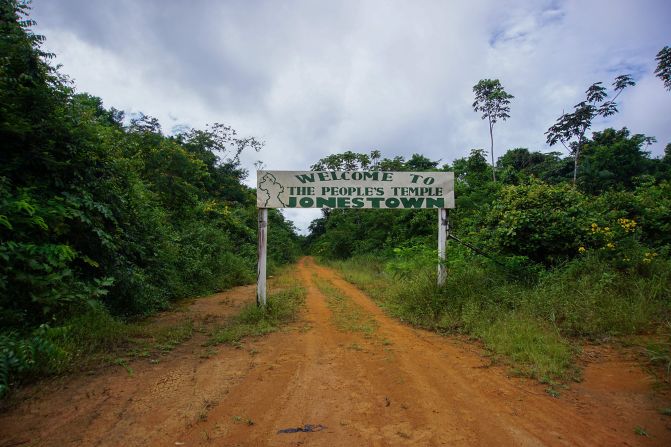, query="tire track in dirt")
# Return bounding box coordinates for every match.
[1,257,669,446]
